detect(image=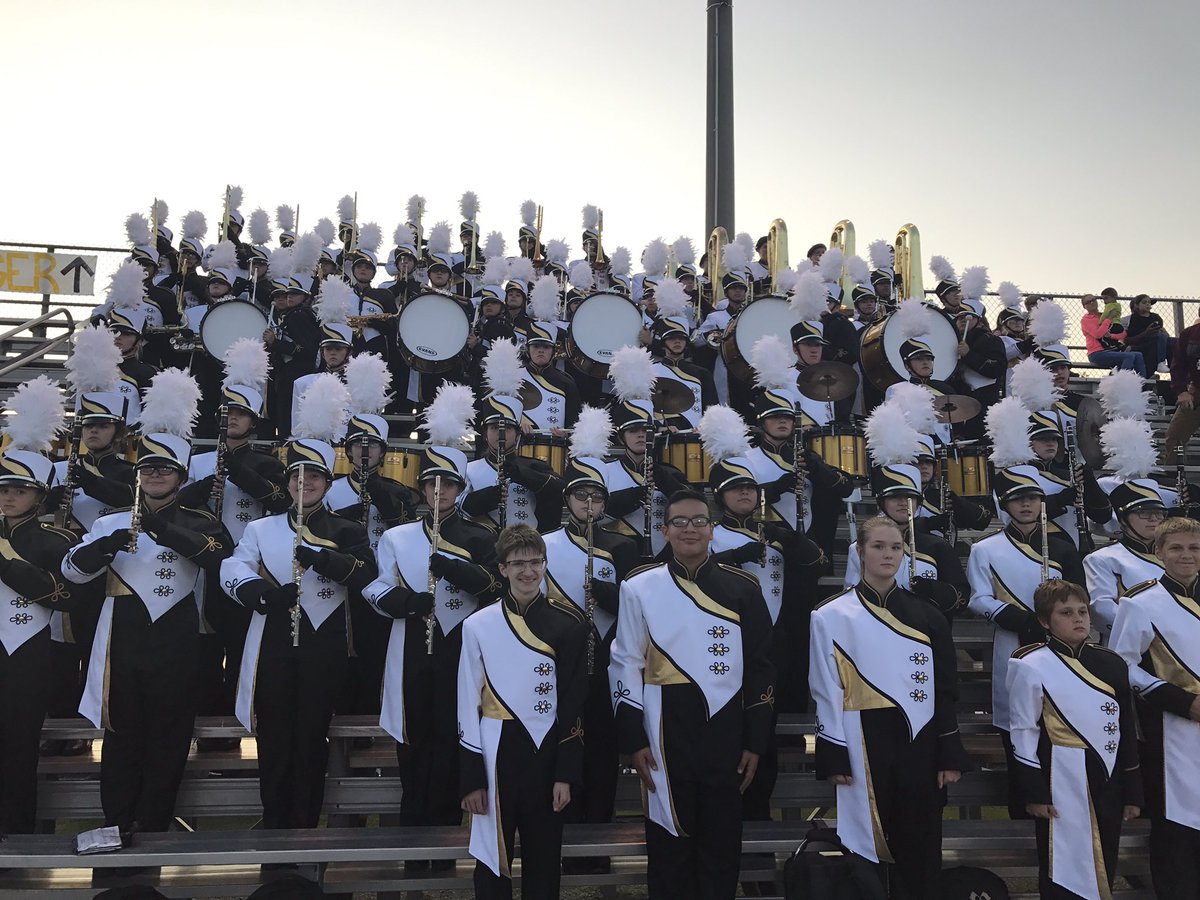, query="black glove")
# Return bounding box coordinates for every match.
[910,576,959,613]
[428,554,454,579]
[375,587,434,619]
[99,529,135,555]
[776,471,799,493]
[258,582,299,613]
[719,541,764,565]
[923,512,951,532]
[139,508,167,537]
[294,546,325,571]
[409,591,435,617]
